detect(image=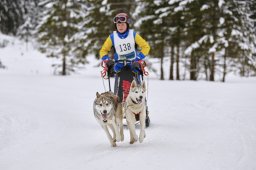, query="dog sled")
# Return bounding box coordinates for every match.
[101,60,150,128]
